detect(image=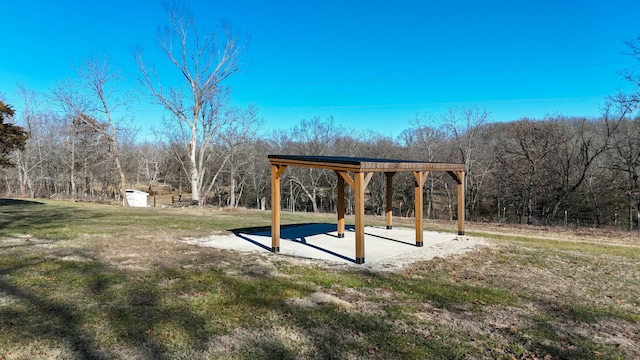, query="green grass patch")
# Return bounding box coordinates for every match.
[0,198,282,241]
